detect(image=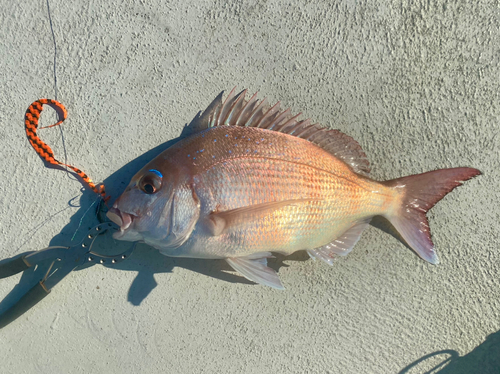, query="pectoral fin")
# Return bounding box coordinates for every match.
[207,199,320,236]
[226,253,284,290]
